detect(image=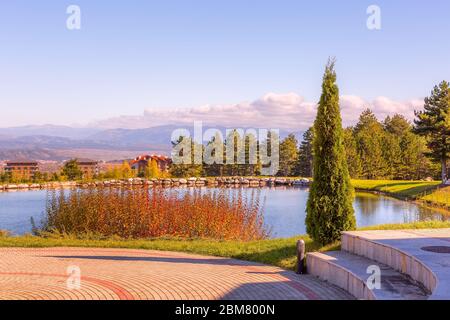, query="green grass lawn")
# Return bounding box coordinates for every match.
[420,186,450,208]
[351,179,441,198]
[2,221,450,271]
